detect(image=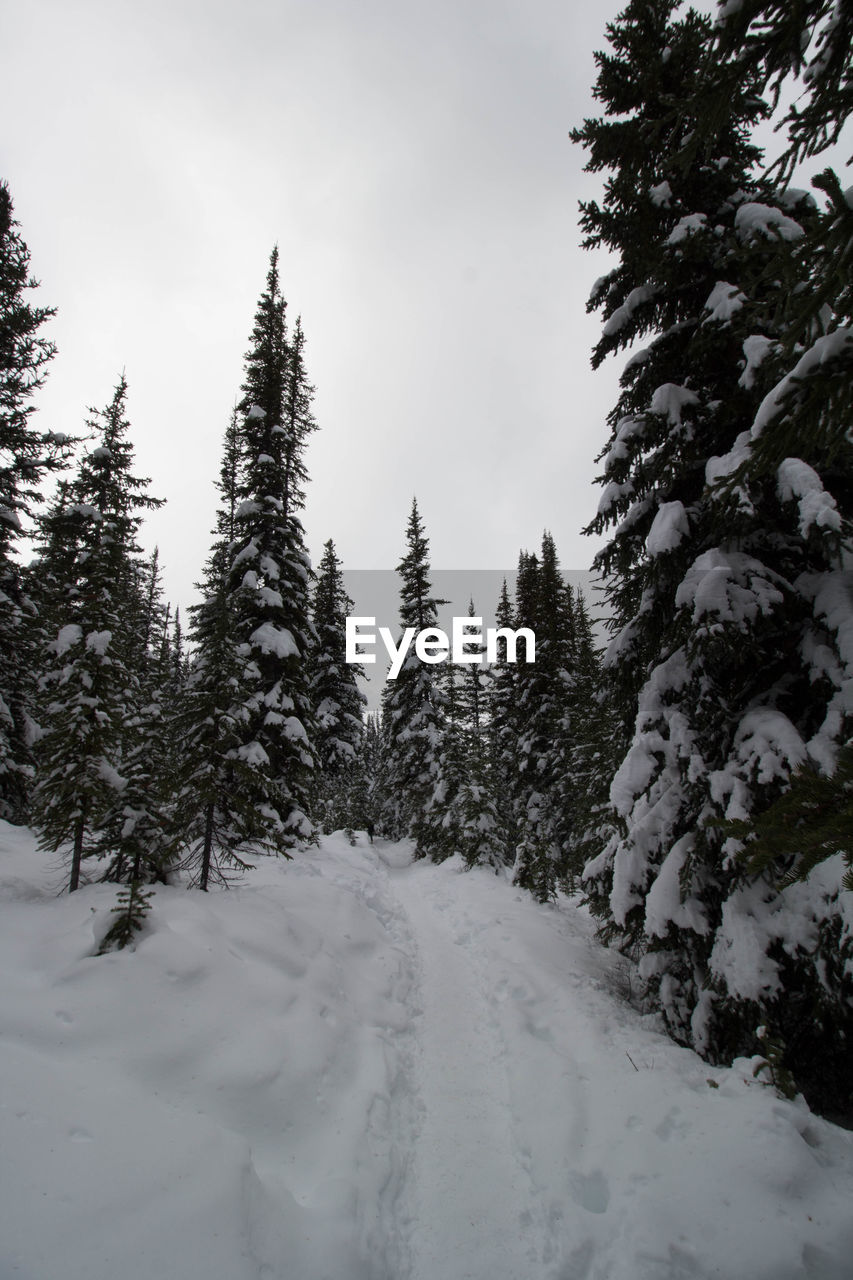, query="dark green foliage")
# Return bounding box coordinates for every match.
[558,590,618,894]
[752,1025,799,1101]
[0,181,64,557]
[378,499,447,853]
[31,377,163,893]
[174,414,264,888]
[712,0,852,178]
[453,600,505,871]
[494,537,605,901]
[310,538,367,833]
[97,551,178,889]
[356,711,386,838]
[512,536,579,901]
[0,182,70,822]
[222,249,318,852]
[574,0,853,1115]
[97,880,155,954]
[486,578,521,866]
[724,741,853,890]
